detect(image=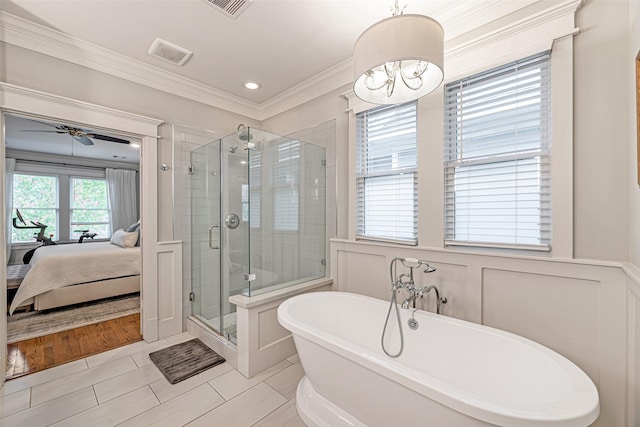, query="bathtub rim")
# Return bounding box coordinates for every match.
[278,291,600,427]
